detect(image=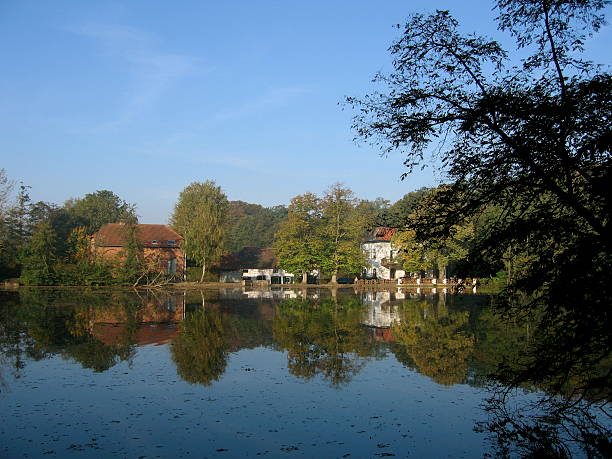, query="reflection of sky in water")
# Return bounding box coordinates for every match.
[0,289,513,457]
[2,343,500,458]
